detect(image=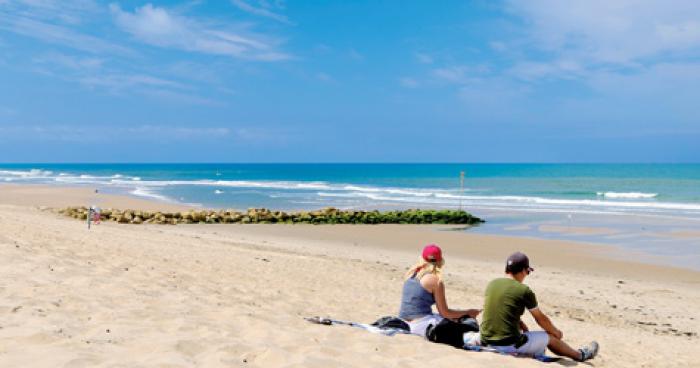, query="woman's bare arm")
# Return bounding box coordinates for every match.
[425,275,480,320]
